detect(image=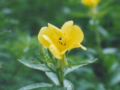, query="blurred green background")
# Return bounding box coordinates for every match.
[0,0,120,90]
